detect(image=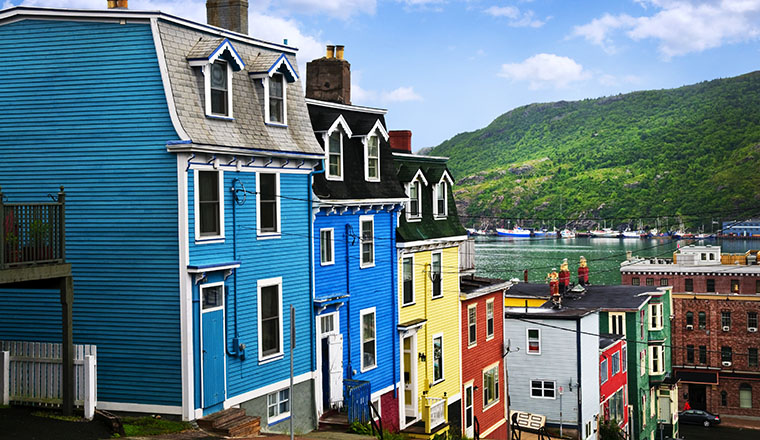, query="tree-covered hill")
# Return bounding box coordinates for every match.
[429,71,760,230]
